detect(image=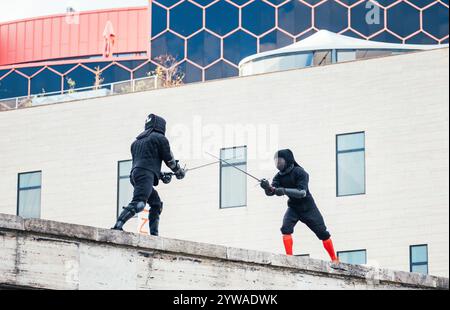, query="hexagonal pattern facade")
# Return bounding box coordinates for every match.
[0,60,153,100]
[1,0,448,100]
[150,0,449,82]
